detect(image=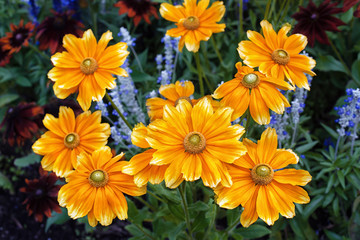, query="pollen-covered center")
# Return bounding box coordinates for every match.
[271,49,290,65]
[175,97,192,107]
[80,57,98,75]
[64,132,80,149]
[242,73,260,88]
[183,16,200,30]
[88,169,109,188]
[183,131,206,154]
[251,163,274,185]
